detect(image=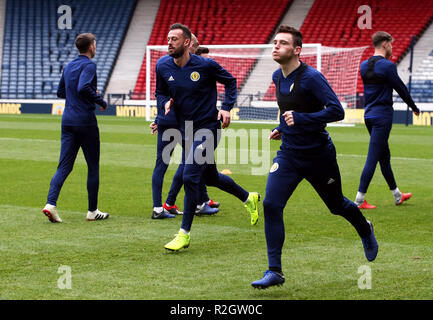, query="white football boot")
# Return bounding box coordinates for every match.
[42,204,62,223]
[86,209,109,221]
